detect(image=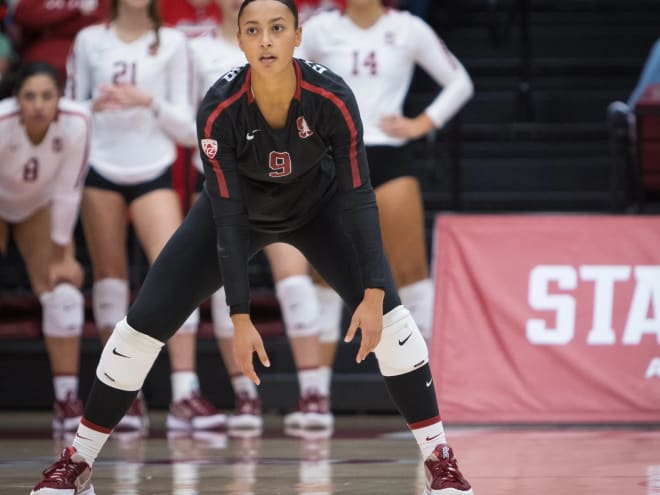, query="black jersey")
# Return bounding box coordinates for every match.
[197,59,384,314]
